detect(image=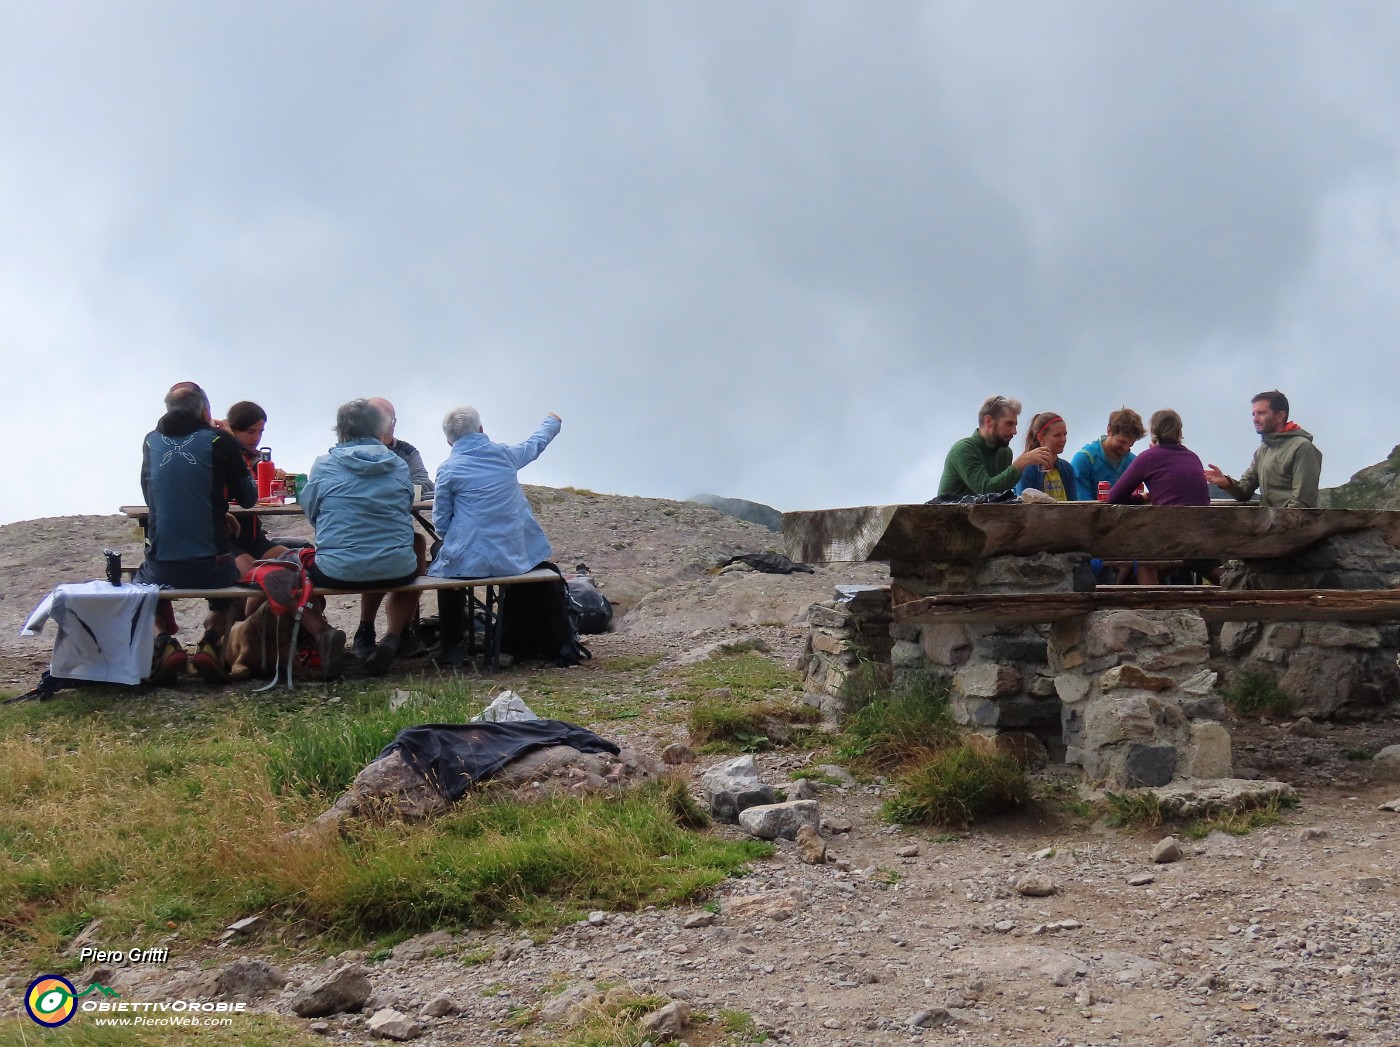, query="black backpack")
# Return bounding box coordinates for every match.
[566,565,613,634]
[498,563,591,667]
